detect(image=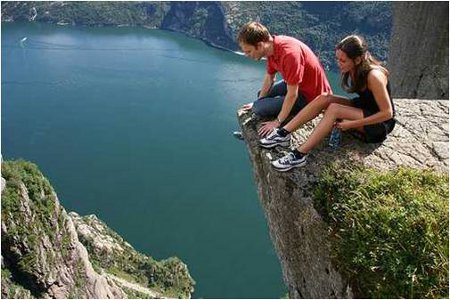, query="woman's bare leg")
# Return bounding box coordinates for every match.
[297,103,364,153]
[283,94,351,132]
